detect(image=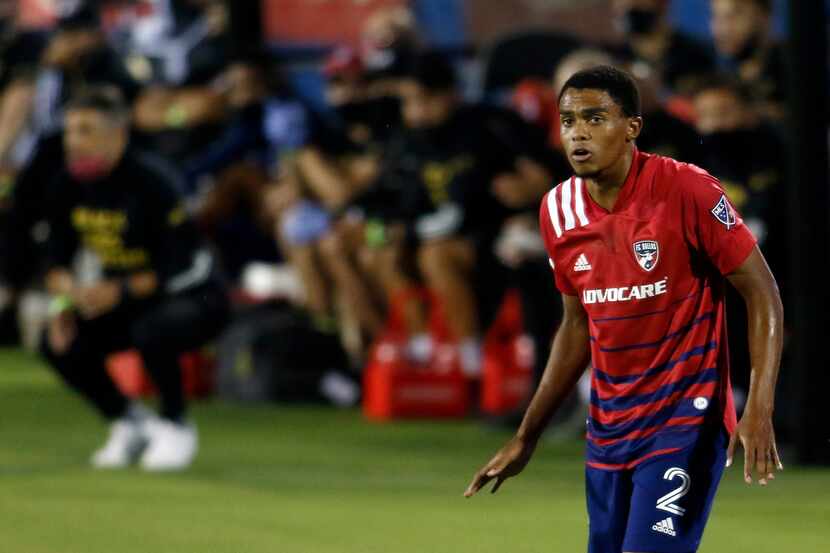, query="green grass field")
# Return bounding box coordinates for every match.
[1,348,828,553]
